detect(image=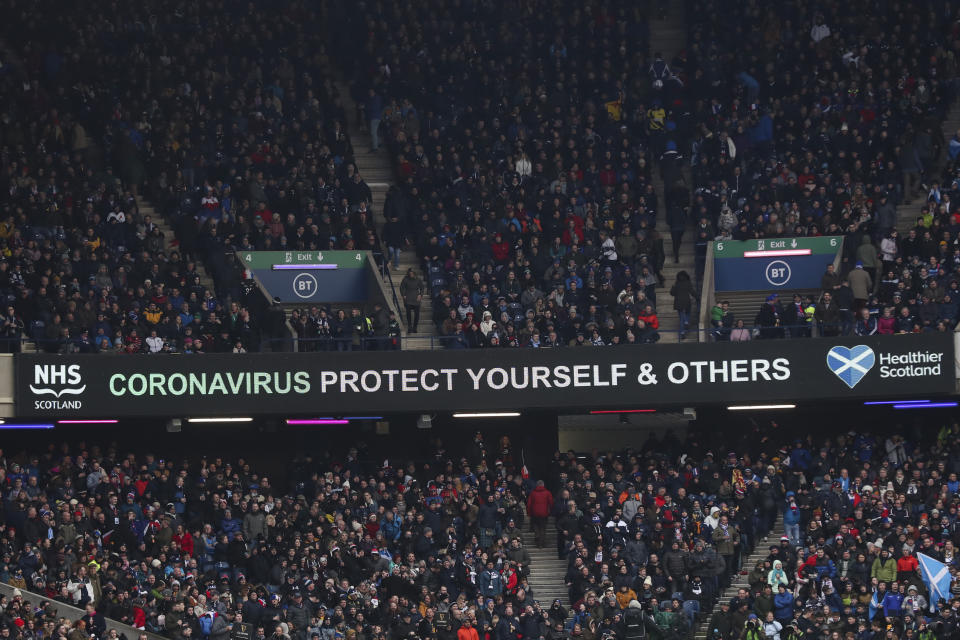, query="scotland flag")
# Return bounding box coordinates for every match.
[918,553,951,612]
